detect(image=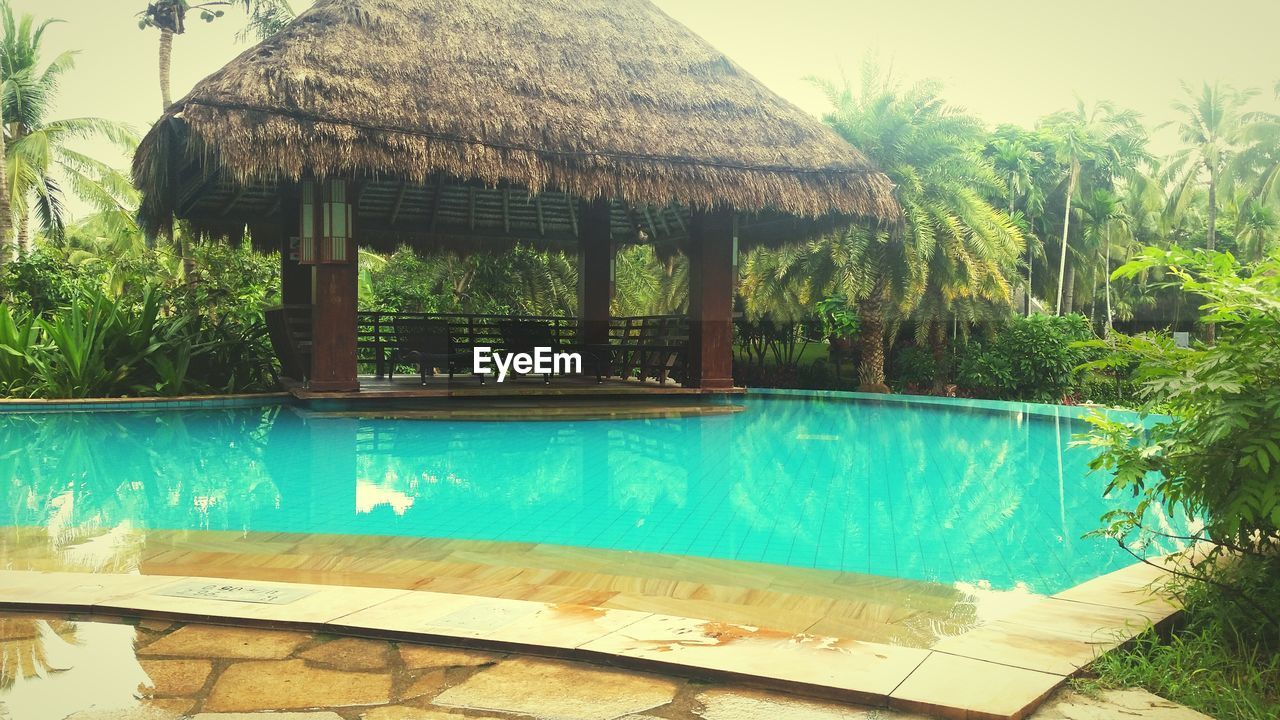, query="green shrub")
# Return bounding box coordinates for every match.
[955,313,1093,402]
[0,243,278,399]
[1081,246,1280,628]
[0,252,96,315]
[888,345,938,392]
